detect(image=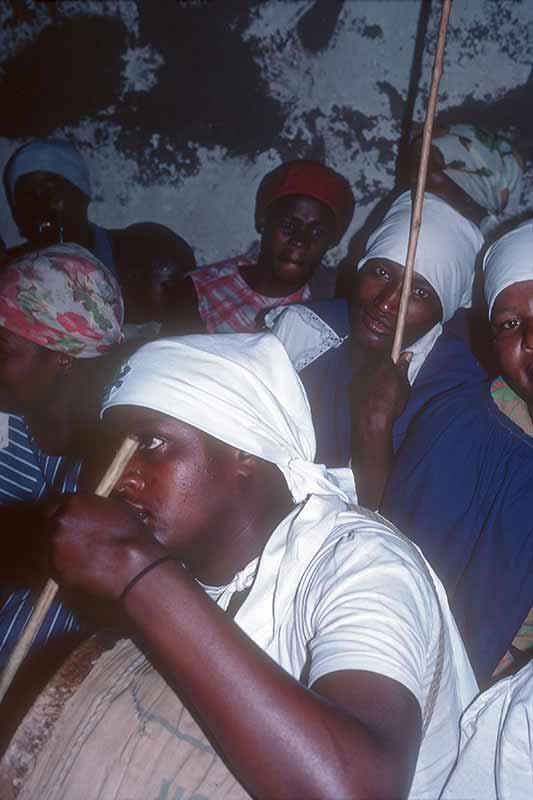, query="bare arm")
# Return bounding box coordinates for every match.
[125,562,421,800]
[48,496,422,800]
